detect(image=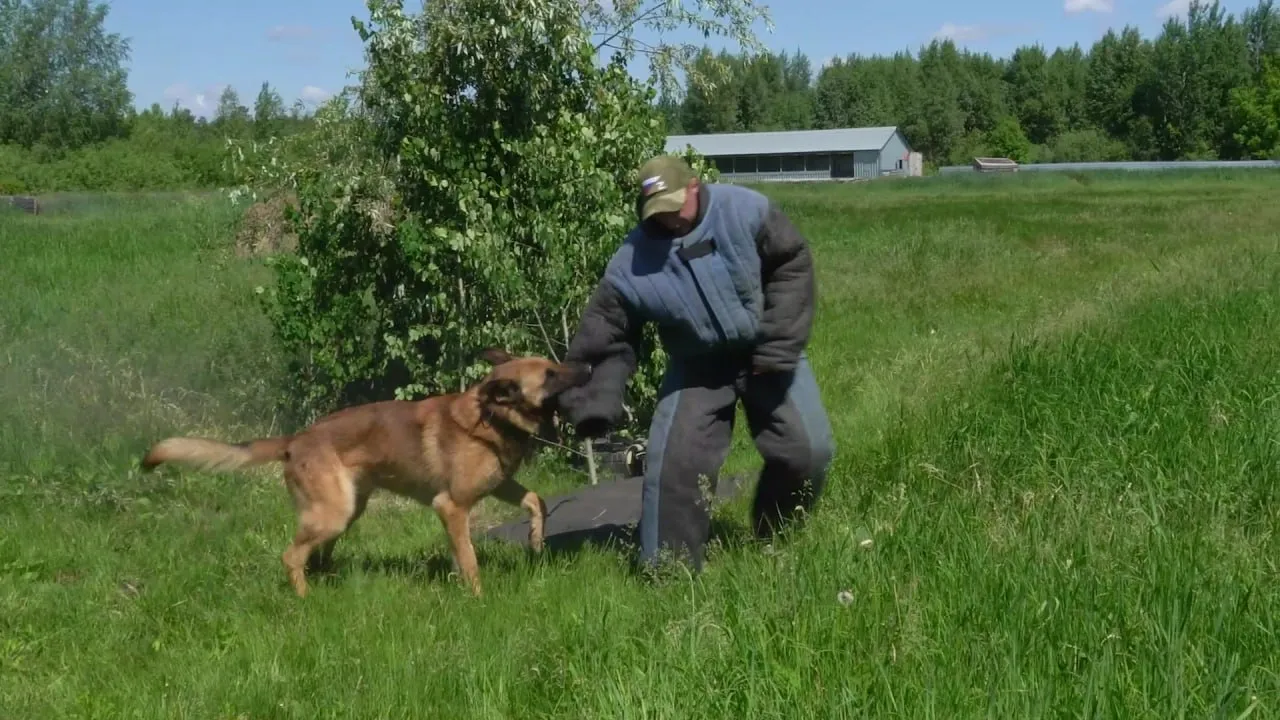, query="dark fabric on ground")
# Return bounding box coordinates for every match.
[482,473,747,553]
